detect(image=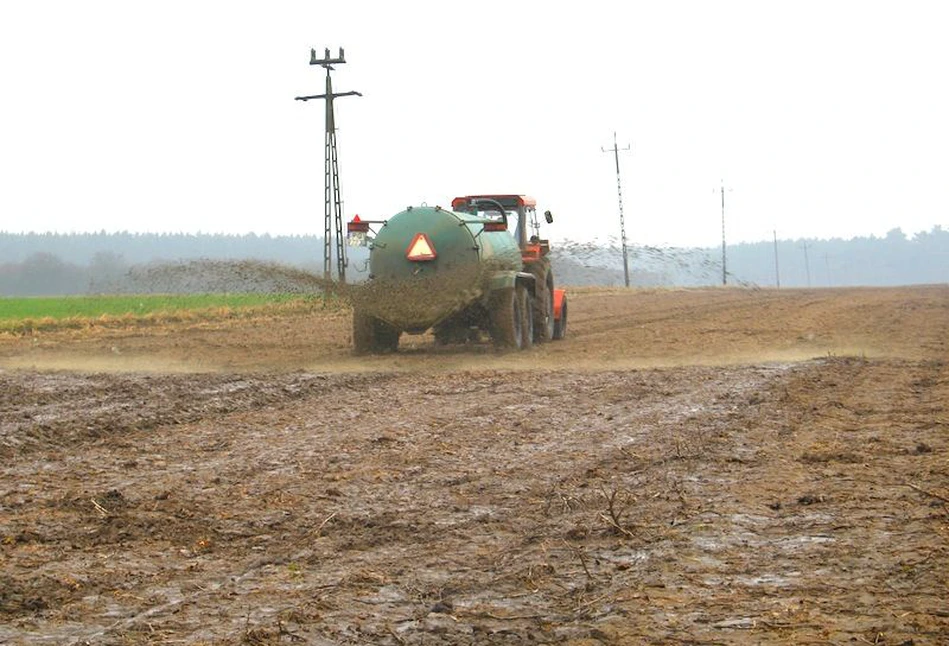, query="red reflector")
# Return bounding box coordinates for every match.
[483,221,507,232]
[406,233,437,261]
